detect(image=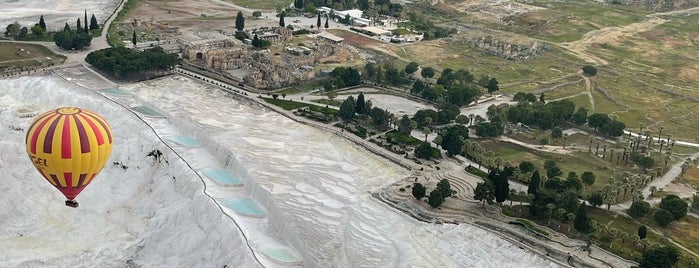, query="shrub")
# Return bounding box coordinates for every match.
[654,209,674,227]
[628,201,651,218]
